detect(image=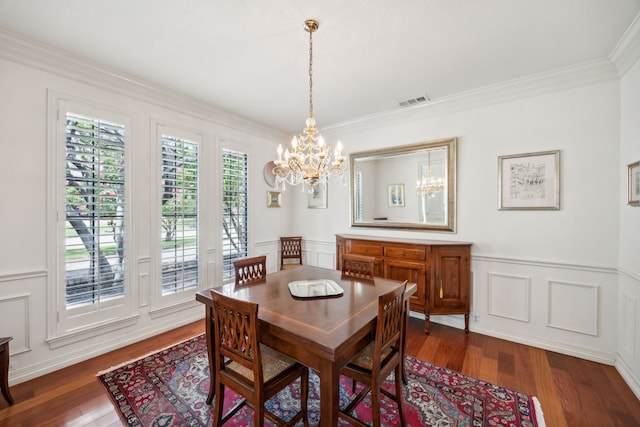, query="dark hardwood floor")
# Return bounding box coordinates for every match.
[1,317,639,426]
